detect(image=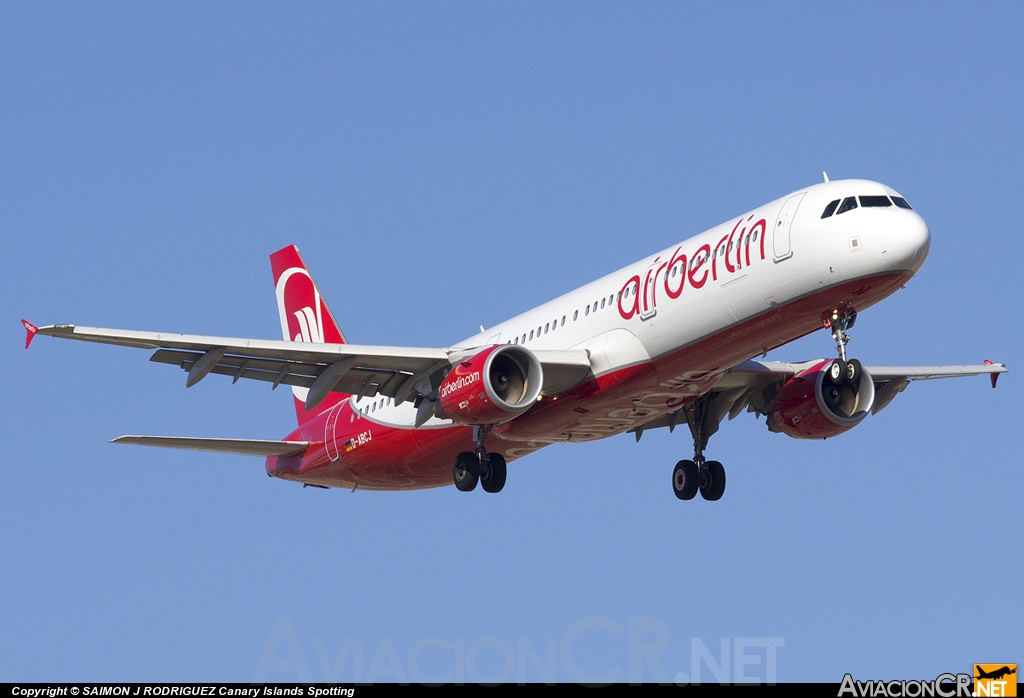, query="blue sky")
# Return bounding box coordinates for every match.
[2,2,1021,683]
